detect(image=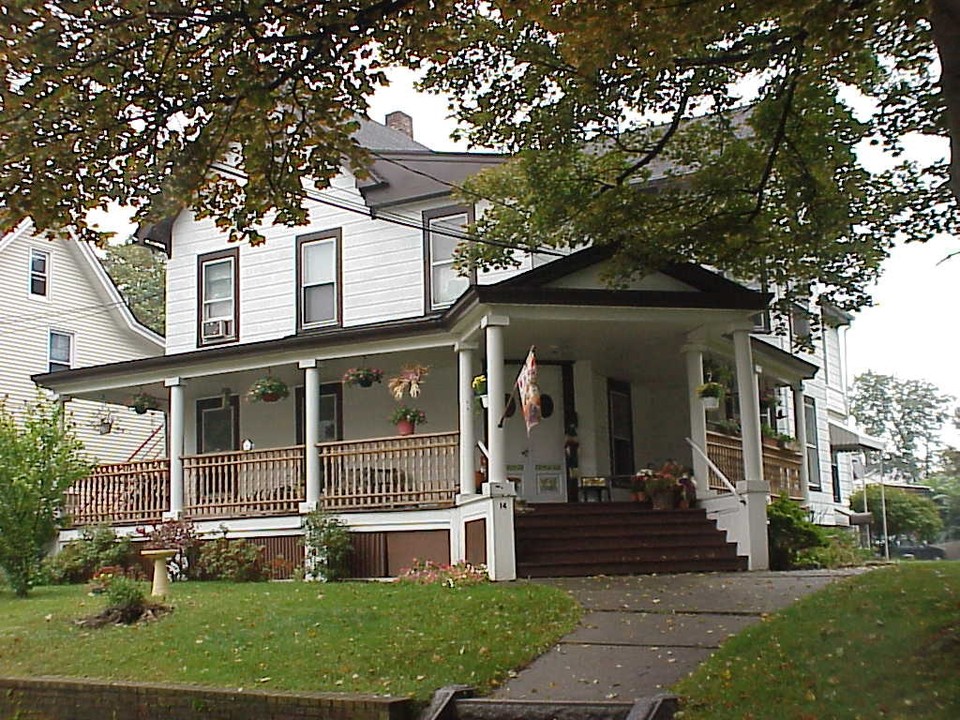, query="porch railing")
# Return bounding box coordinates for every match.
[65,459,170,526]
[318,431,459,511]
[183,446,305,518]
[706,430,804,500]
